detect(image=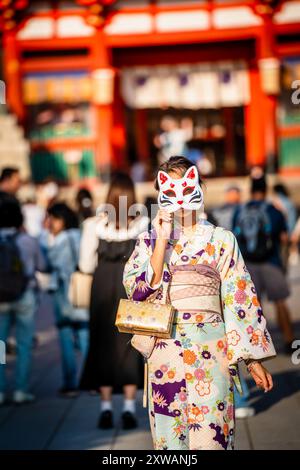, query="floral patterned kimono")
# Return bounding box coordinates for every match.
[123,220,276,450]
